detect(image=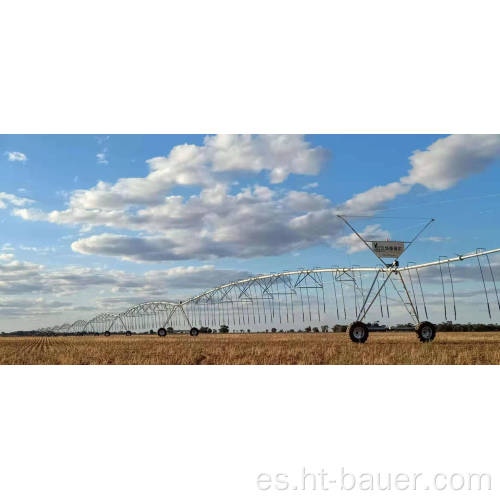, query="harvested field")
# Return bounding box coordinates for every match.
[1,331,500,364]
